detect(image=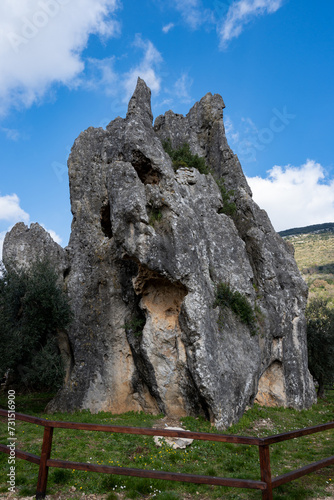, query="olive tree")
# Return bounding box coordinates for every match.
[0,259,72,391]
[306,298,334,398]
